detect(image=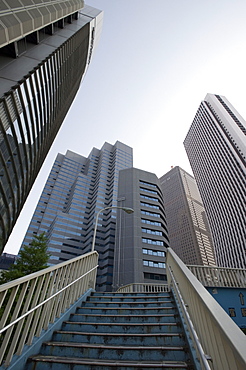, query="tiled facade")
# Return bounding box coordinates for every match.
[160,166,216,266]
[184,94,246,269]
